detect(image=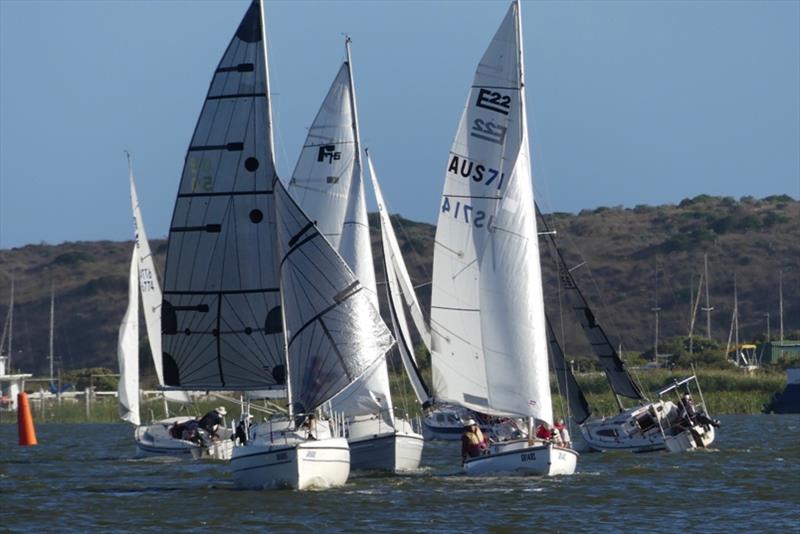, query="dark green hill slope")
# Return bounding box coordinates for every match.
[0,195,797,375]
